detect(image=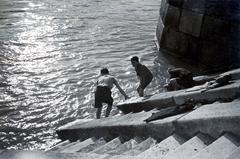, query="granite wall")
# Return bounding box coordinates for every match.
[156,0,240,73]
